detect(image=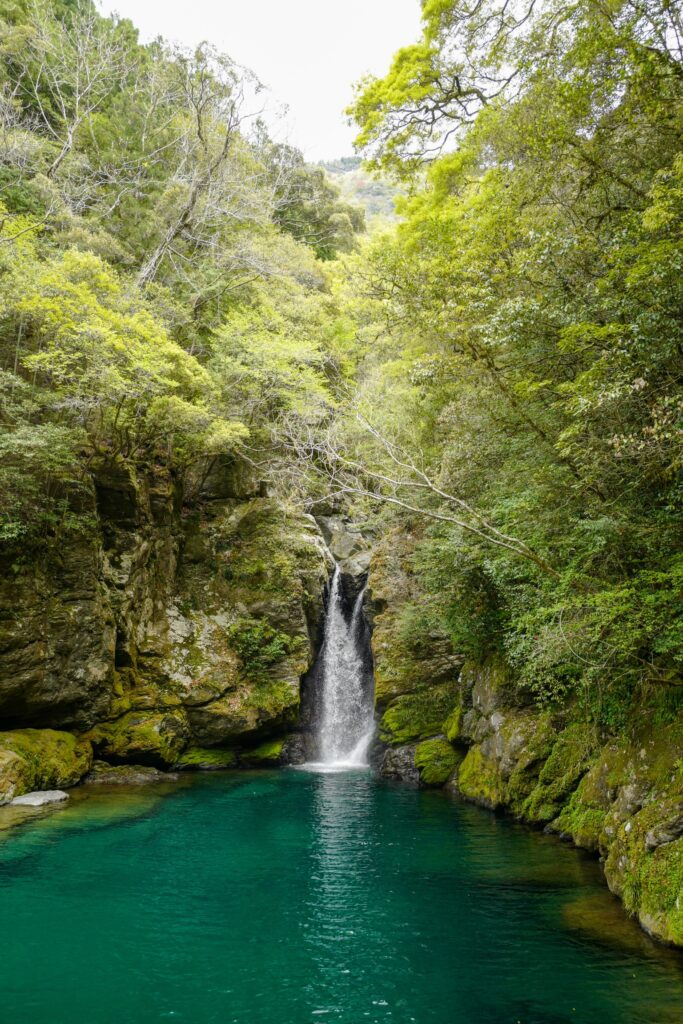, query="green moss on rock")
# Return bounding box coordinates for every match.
[369,529,462,704]
[227,618,306,684]
[457,745,506,810]
[522,723,596,824]
[444,706,463,744]
[241,739,285,767]
[380,682,461,746]
[414,737,458,786]
[89,711,189,768]
[0,729,92,804]
[186,677,299,747]
[173,746,237,770]
[552,800,608,851]
[605,799,683,946]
